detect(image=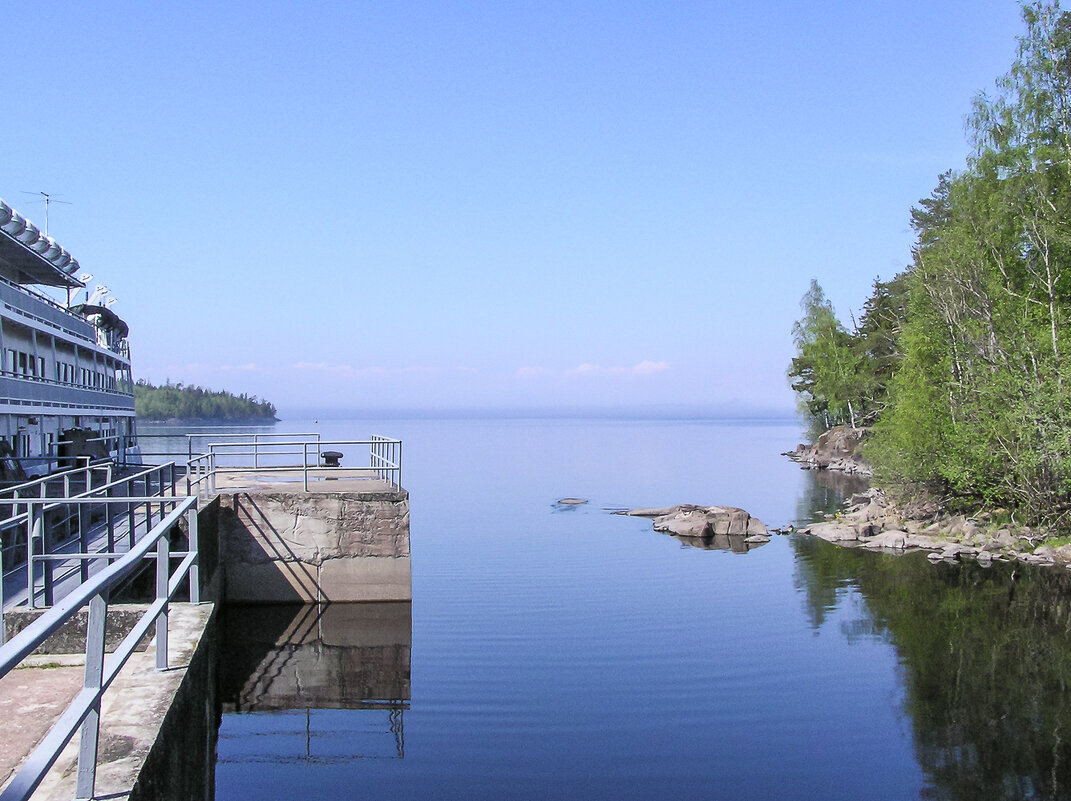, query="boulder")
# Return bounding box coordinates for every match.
[636,505,769,553]
[807,522,861,542]
[864,530,909,550]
